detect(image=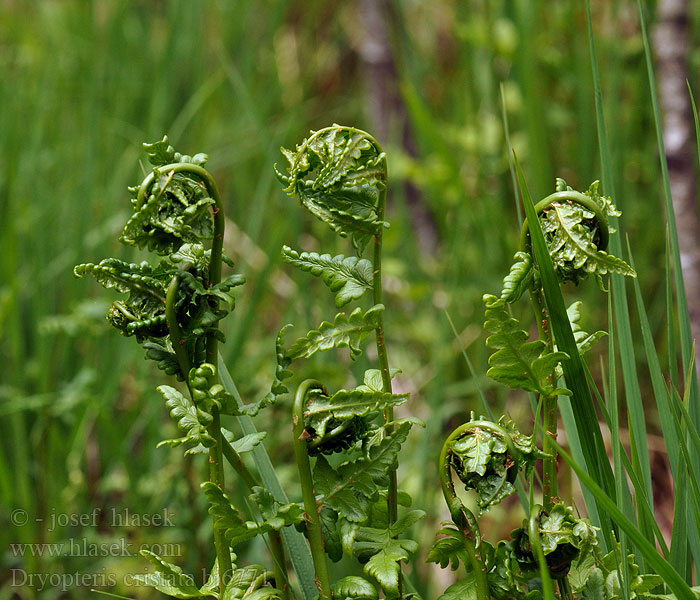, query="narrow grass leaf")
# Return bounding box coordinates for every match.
[217,356,317,600]
[515,153,616,551]
[585,0,654,555]
[552,440,696,600]
[628,237,700,577]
